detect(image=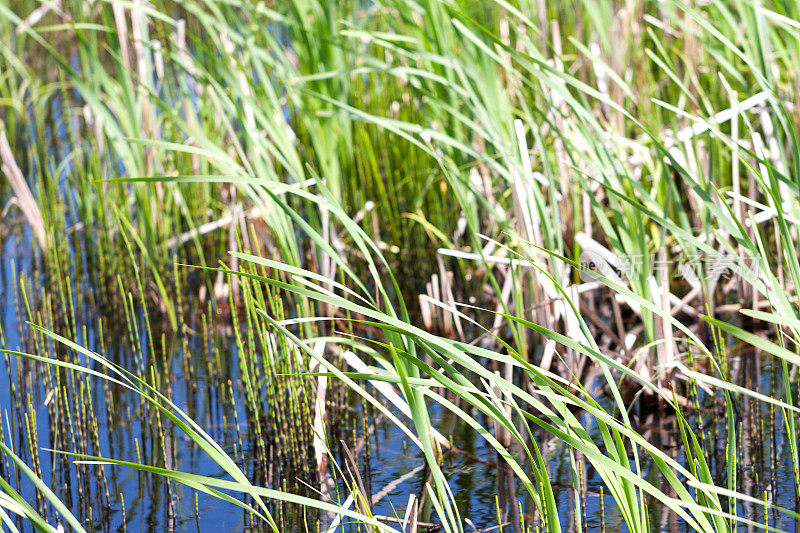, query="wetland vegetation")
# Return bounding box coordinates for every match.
[3,0,800,531]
